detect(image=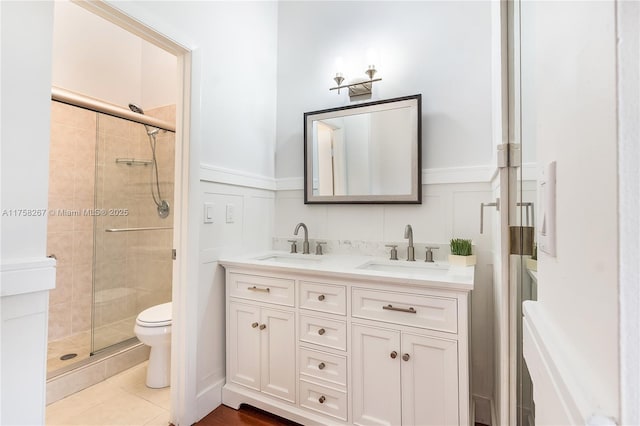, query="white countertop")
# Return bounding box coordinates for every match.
[219,250,474,292]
